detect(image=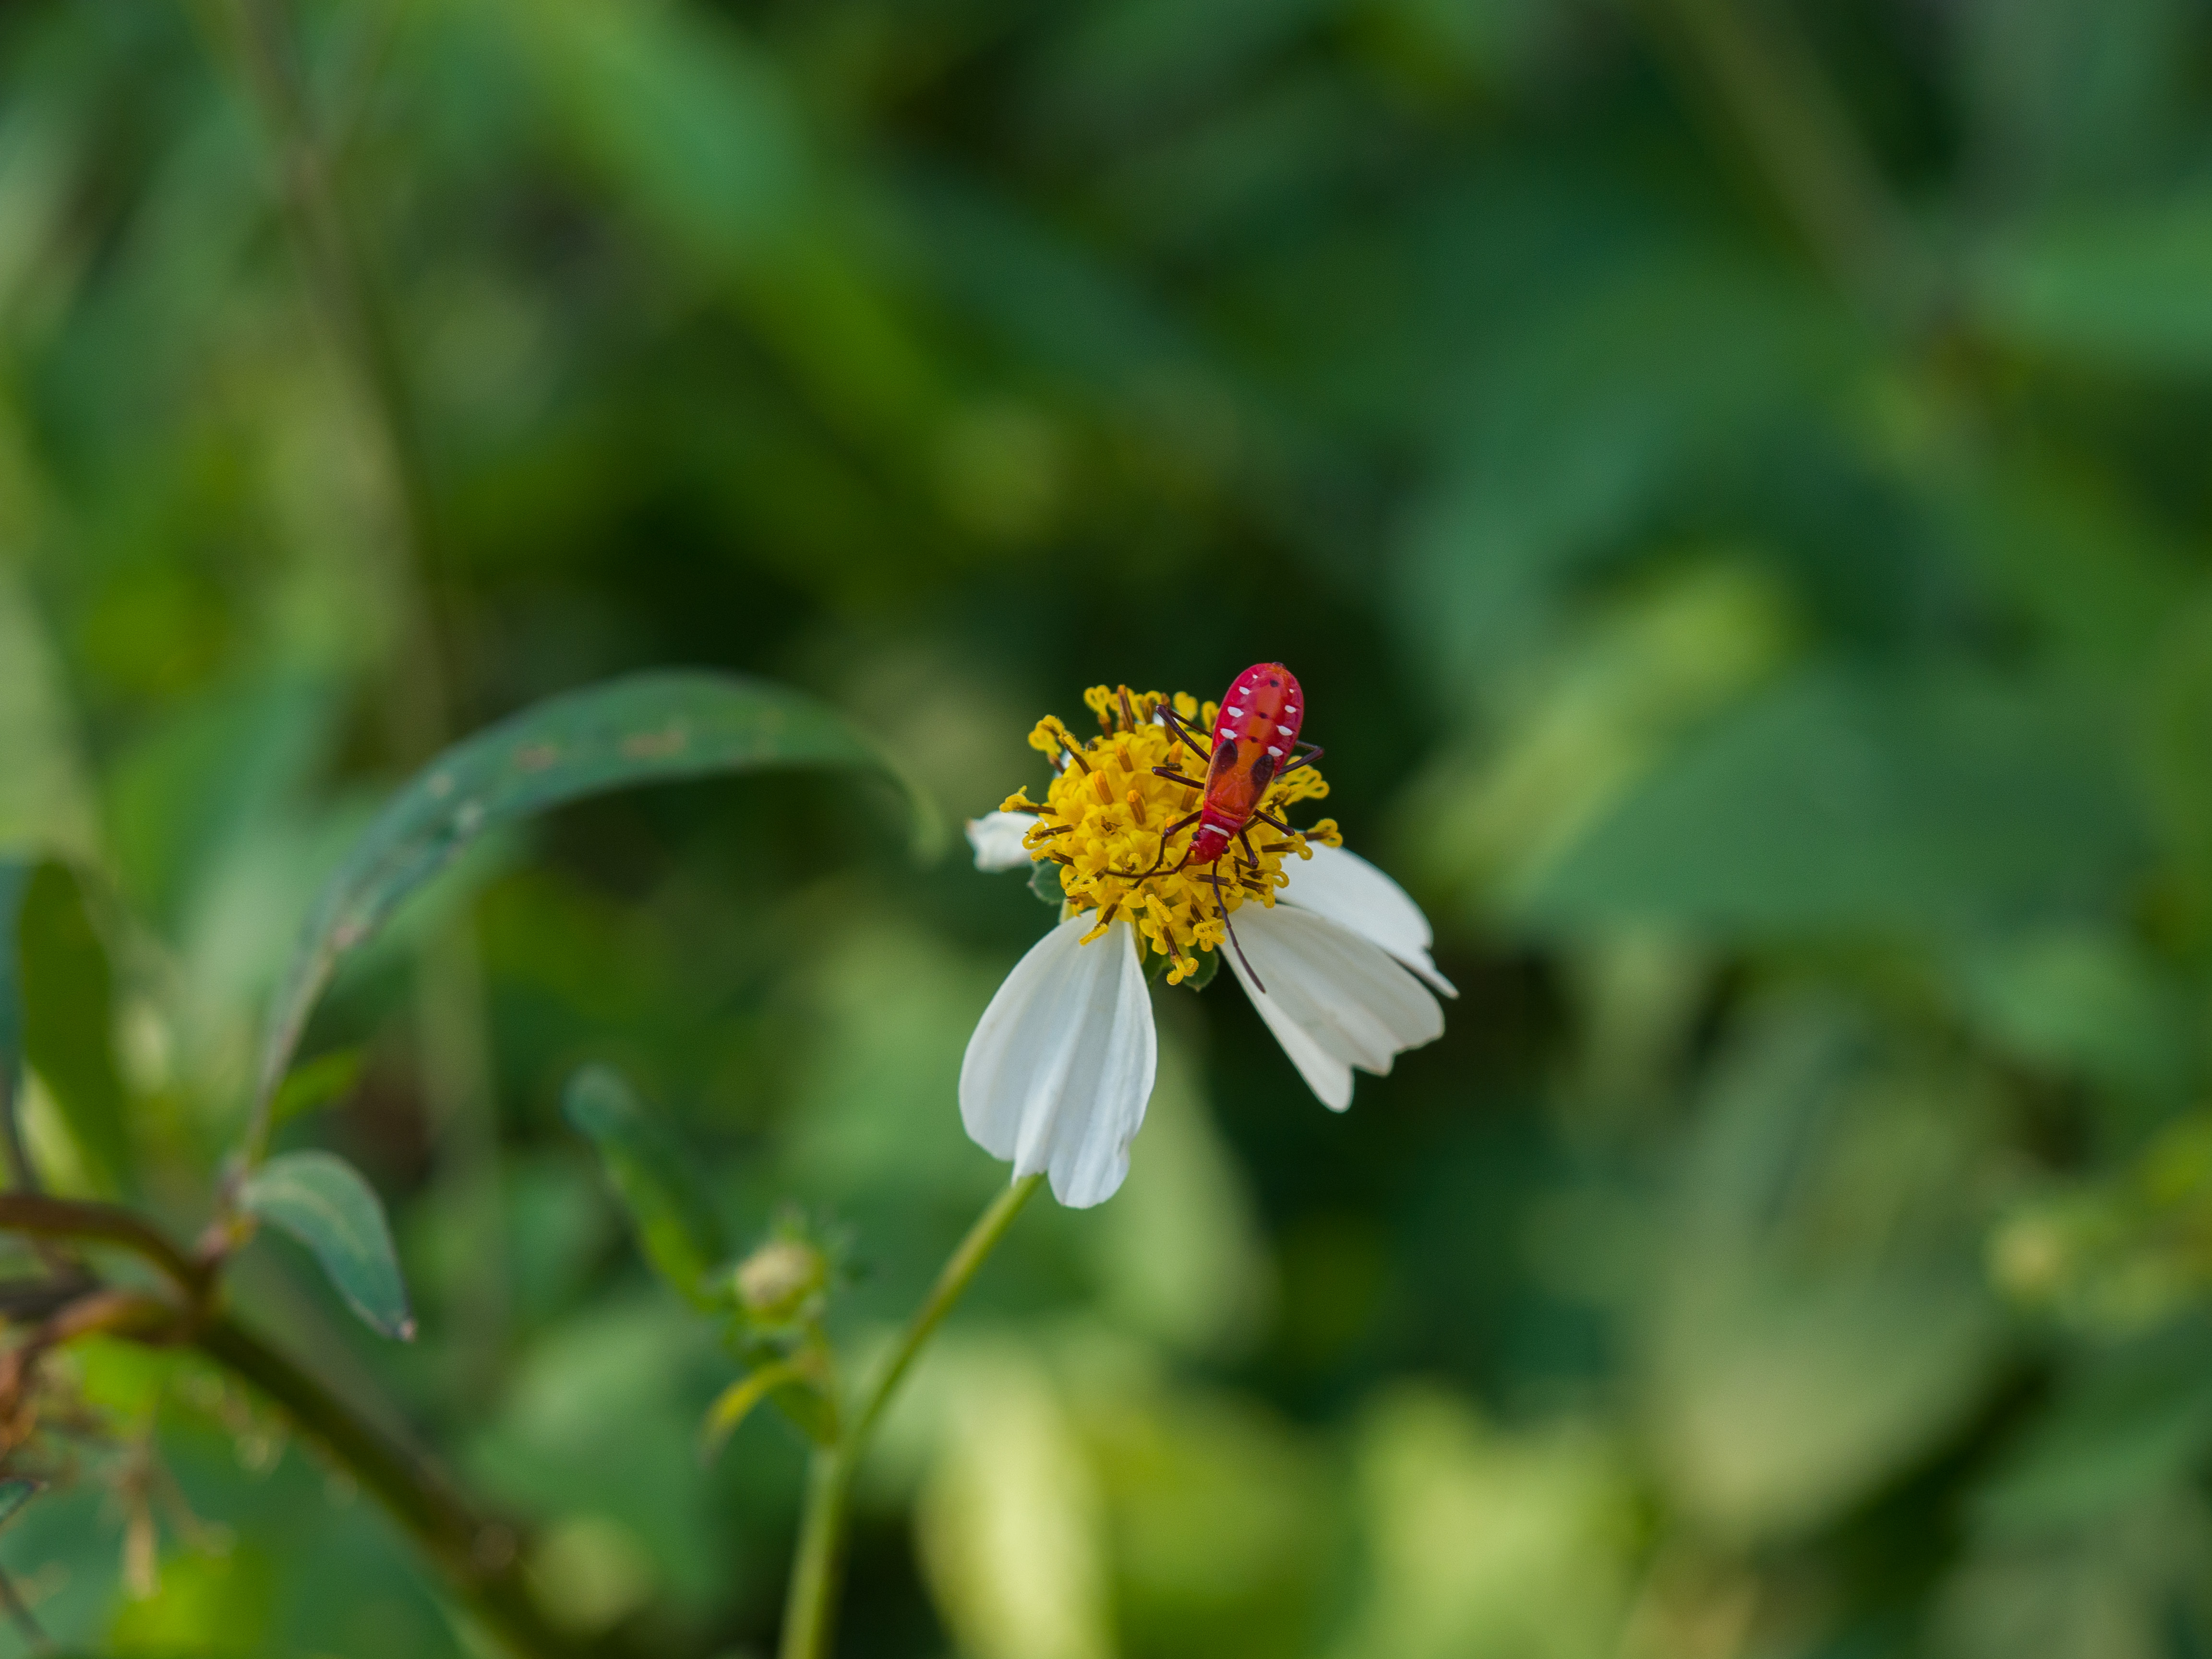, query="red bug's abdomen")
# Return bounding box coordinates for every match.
[1189,663,1303,863]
